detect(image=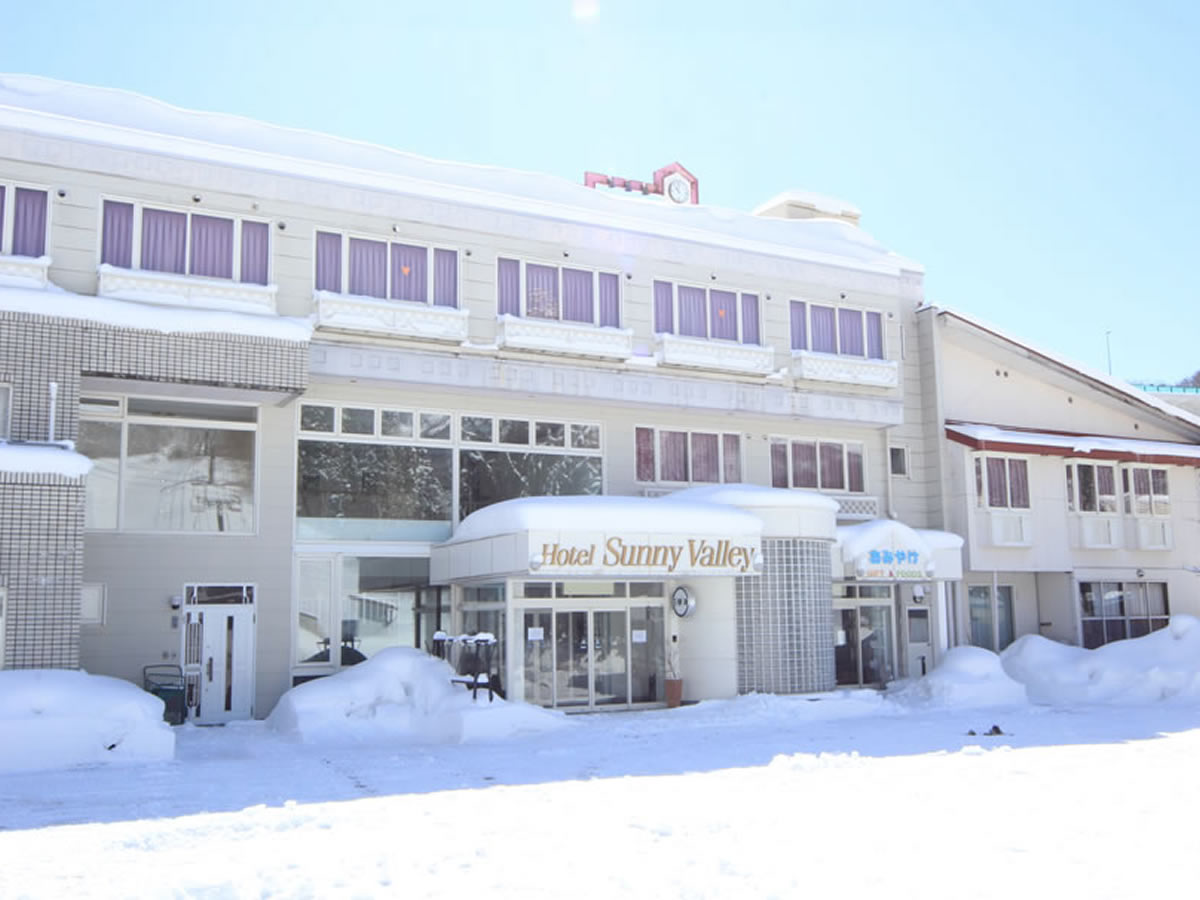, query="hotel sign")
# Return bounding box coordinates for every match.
[531,534,761,577]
